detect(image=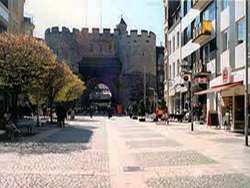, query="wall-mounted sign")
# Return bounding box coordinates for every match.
[222,67,231,84]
